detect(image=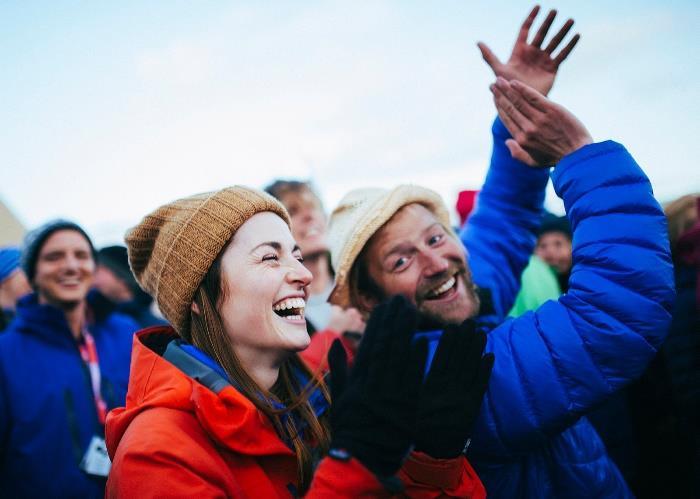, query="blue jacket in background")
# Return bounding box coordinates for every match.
[0,292,137,498]
[456,119,675,498]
